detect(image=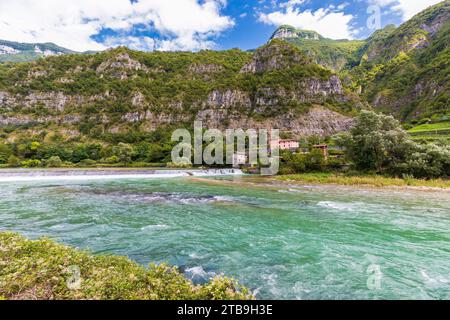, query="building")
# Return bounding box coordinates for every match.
[270,139,300,151]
